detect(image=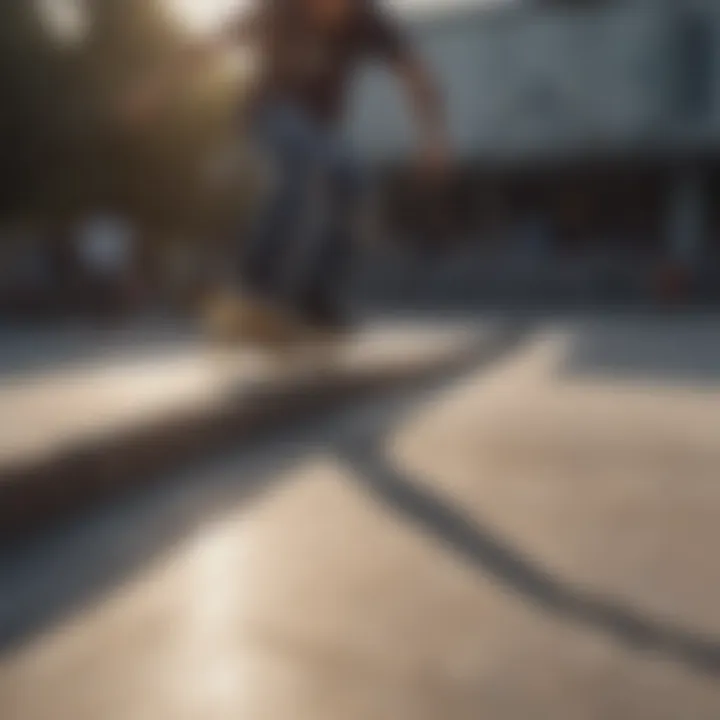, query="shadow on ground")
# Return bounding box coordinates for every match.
[338,440,720,675]
[0,321,528,652]
[3,317,720,678]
